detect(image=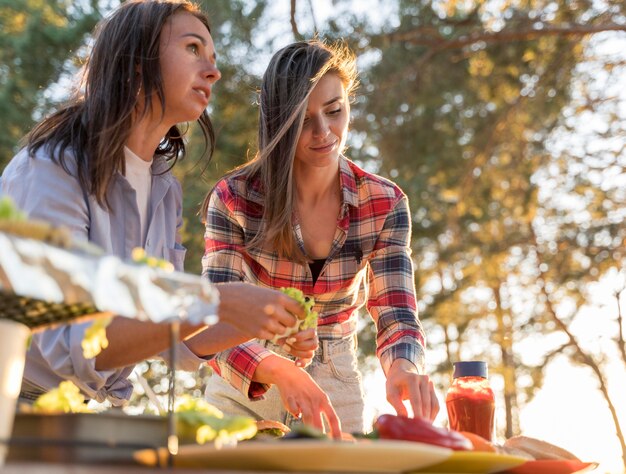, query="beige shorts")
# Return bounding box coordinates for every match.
[203,337,366,434]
